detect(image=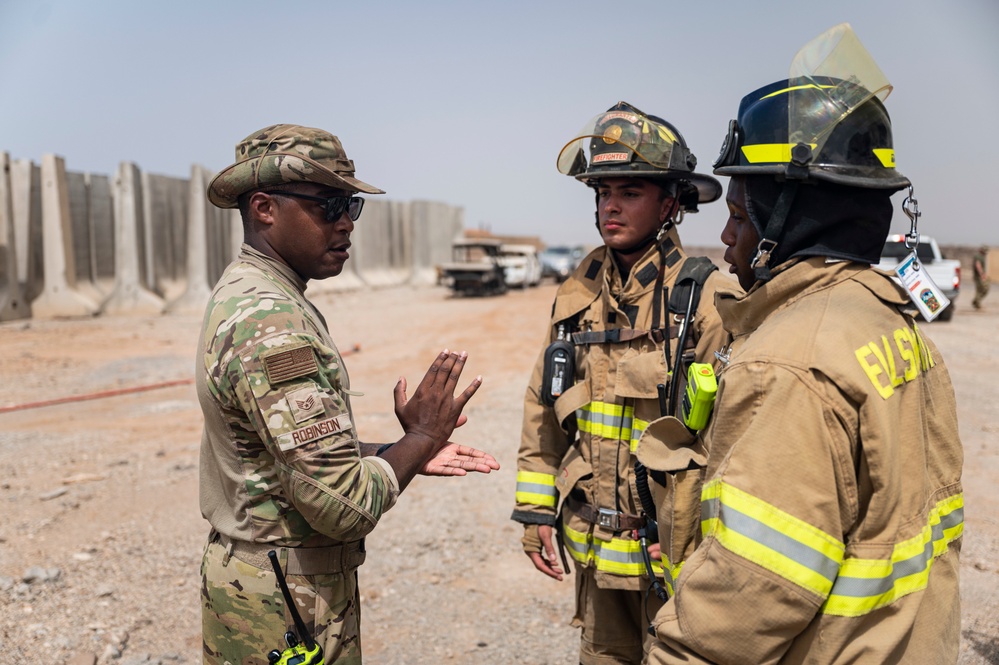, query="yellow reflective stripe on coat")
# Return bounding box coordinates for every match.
[515,471,557,507]
[701,480,965,616]
[563,522,663,577]
[660,556,684,596]
[823,493,964,616]
[701,479,845,597]
[576,401,649,453]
